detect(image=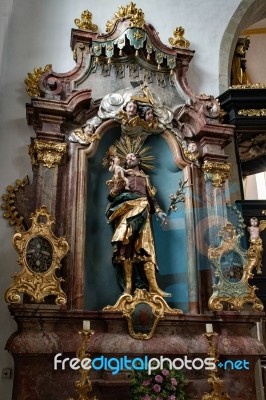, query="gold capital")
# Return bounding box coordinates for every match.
[29,139,67,169]
[202,160,231,187]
